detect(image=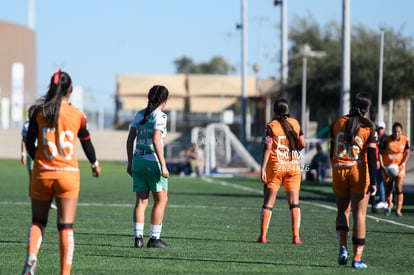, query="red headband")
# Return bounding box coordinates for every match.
[53,68,62,85]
